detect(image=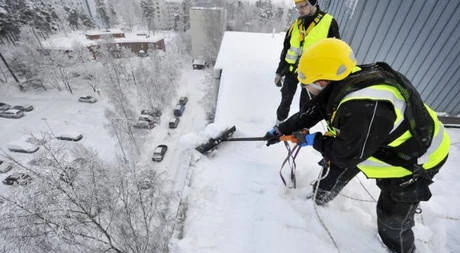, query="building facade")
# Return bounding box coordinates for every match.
[323,0,460,115]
